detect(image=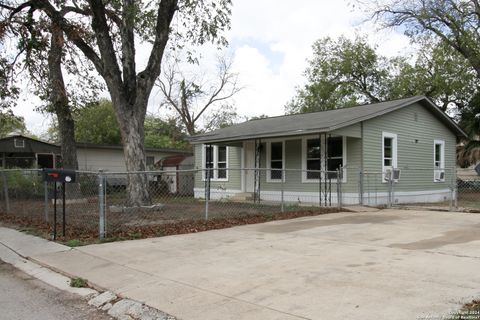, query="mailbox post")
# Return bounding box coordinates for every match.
[42,169,76,241]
